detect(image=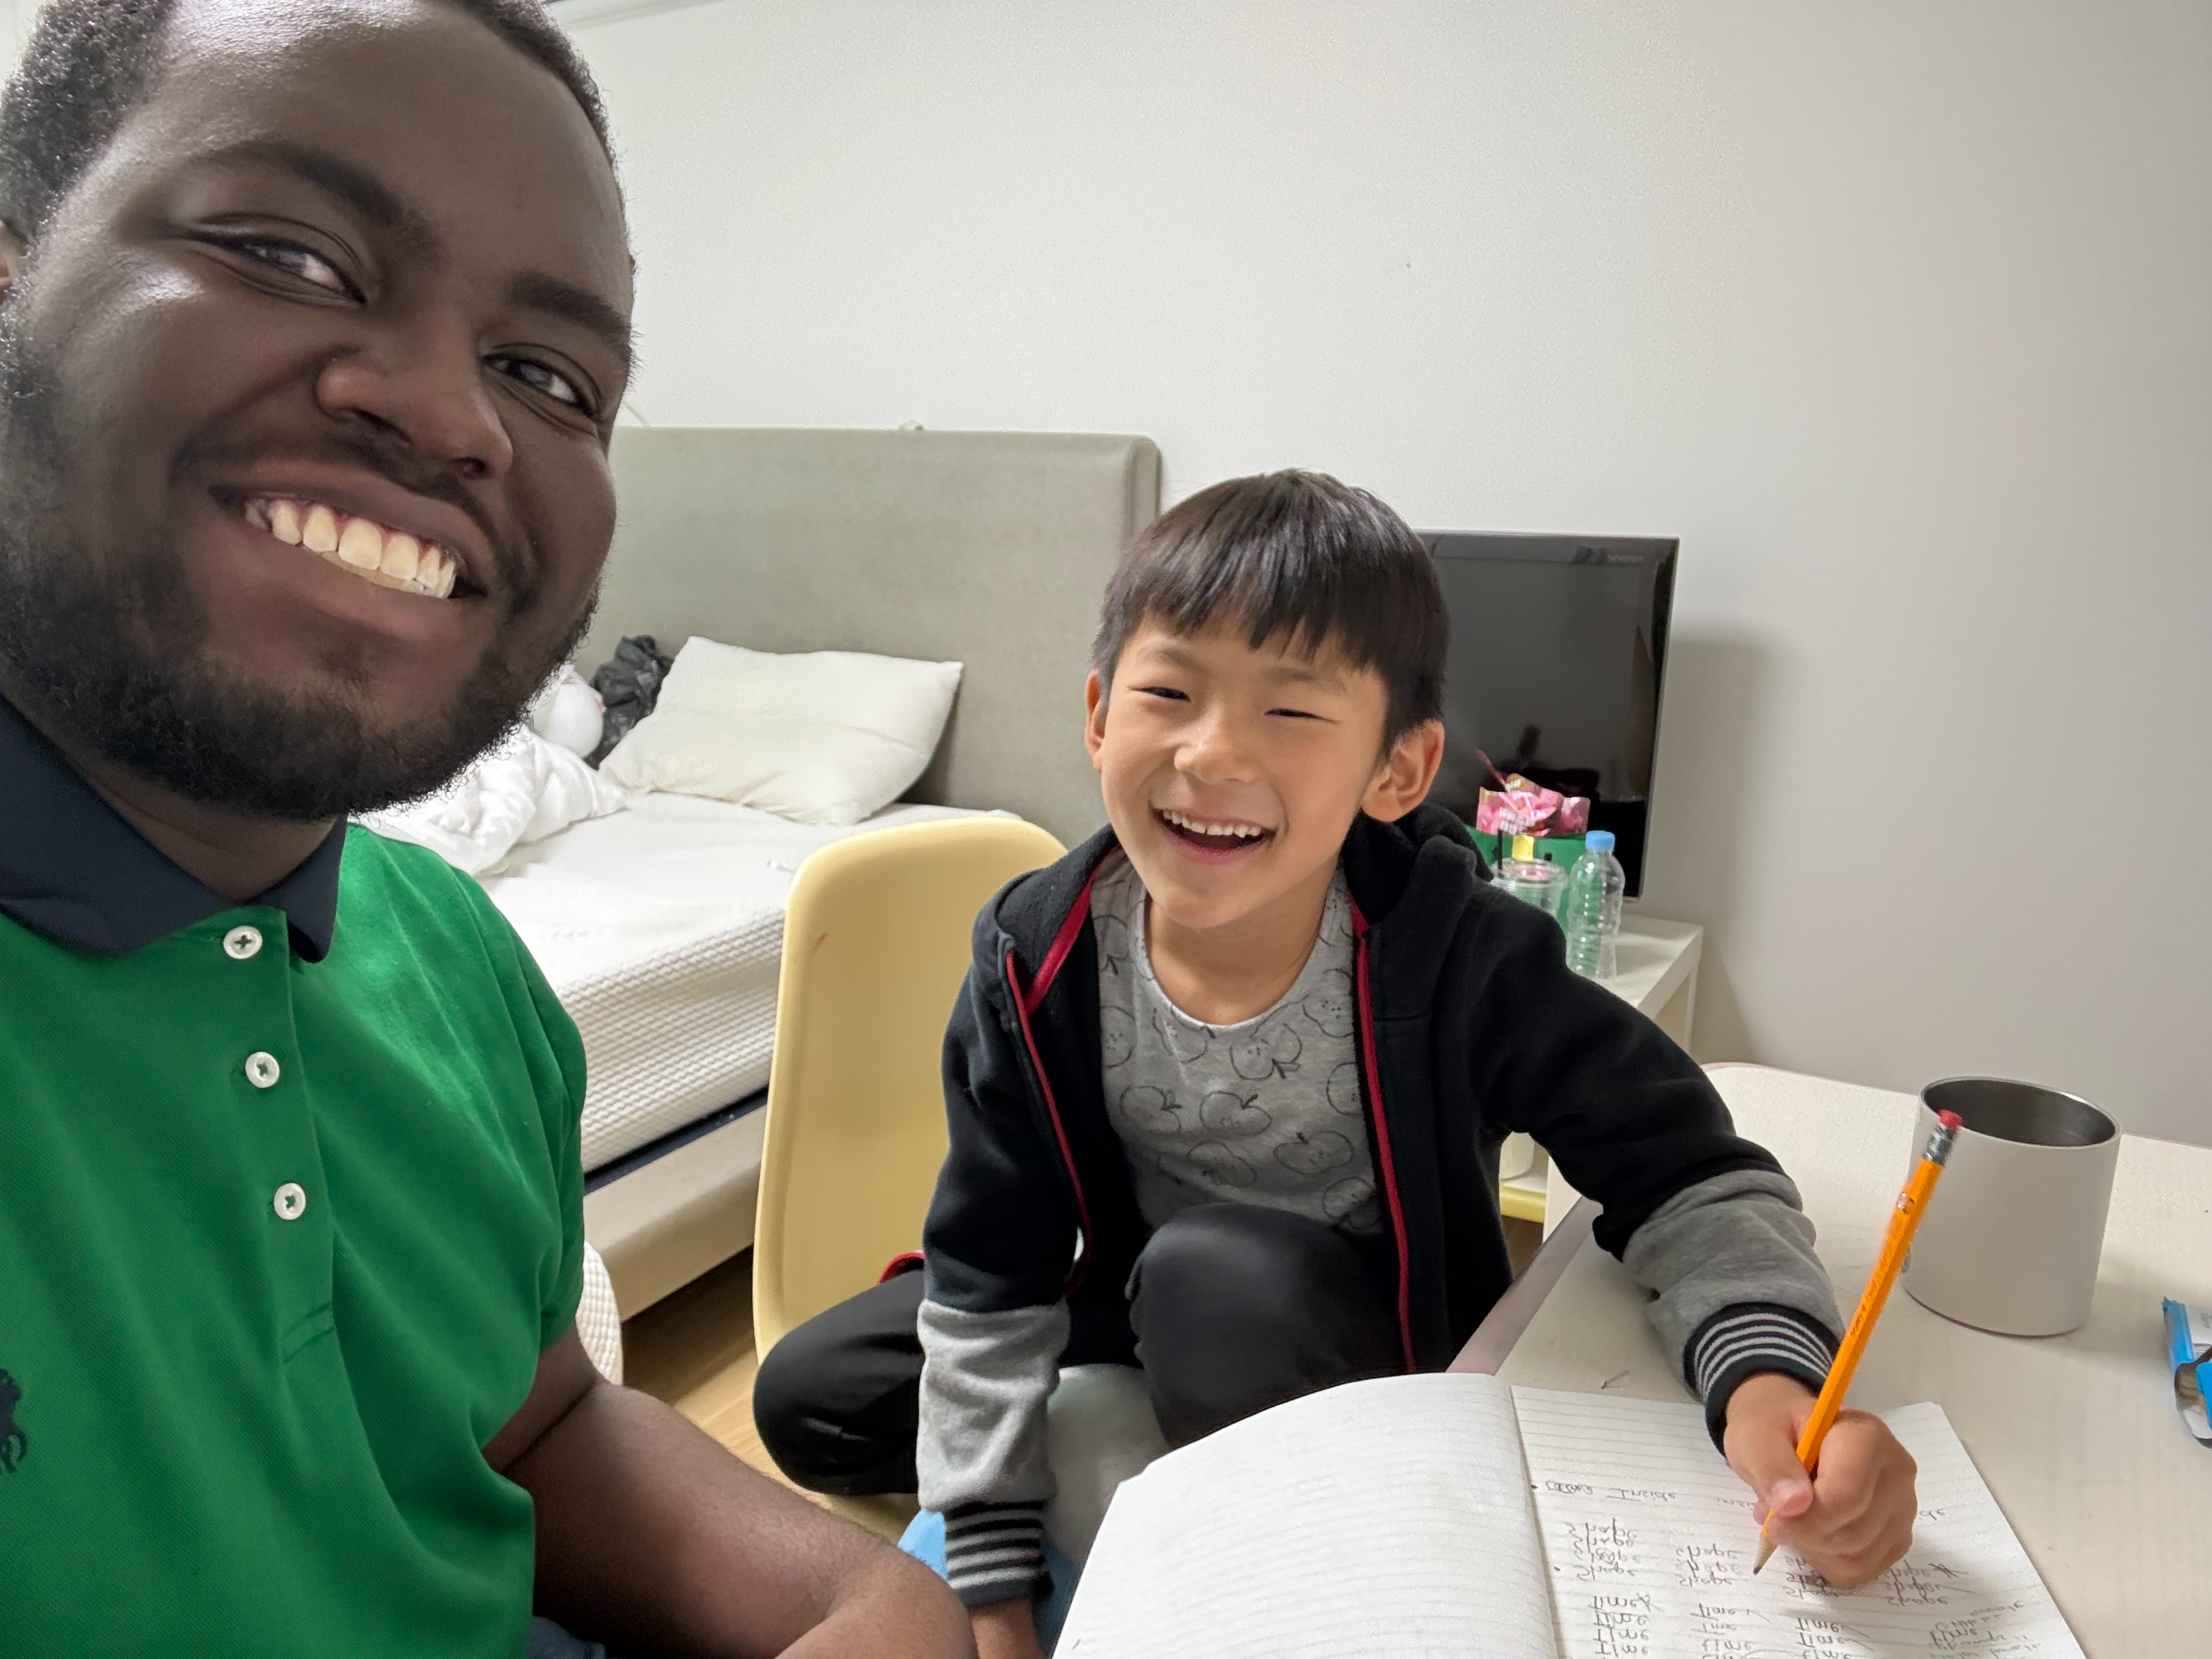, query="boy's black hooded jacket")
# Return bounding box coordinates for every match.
[922,802,1788,1374]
